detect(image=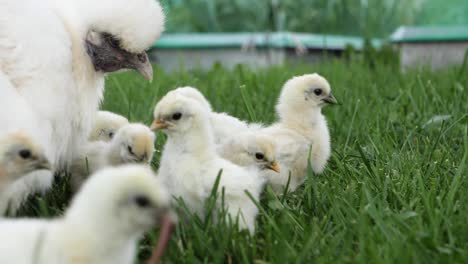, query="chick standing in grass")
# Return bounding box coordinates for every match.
[70,123,155,190]
[0,132,51,193]
[89,111,129,142]
[0,165,174,264]
[260,73,337,192]
[168,86,262,146]
[151,94,266,233]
